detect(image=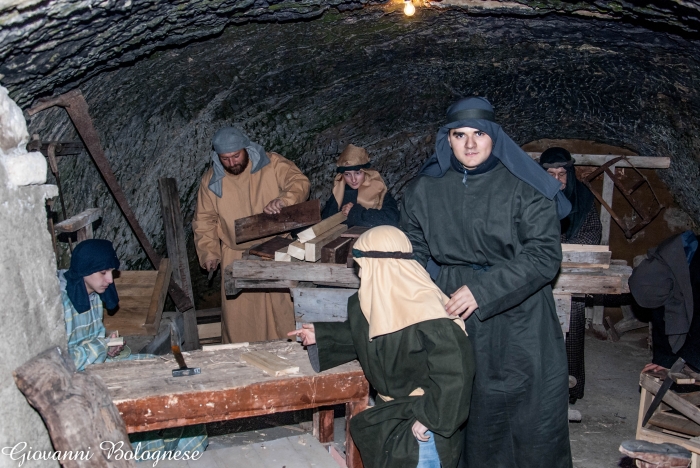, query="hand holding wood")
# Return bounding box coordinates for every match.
[264,198,287,215]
